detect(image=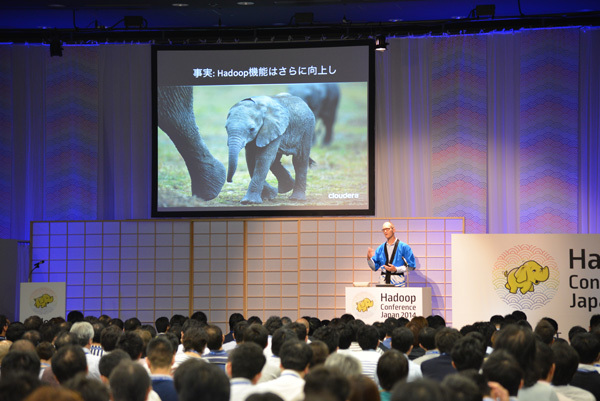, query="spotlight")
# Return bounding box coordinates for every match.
[375,35,387,51]
[49,38,63,57]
